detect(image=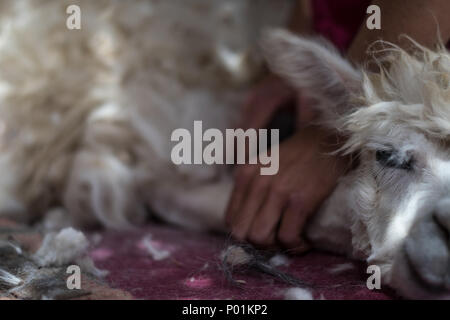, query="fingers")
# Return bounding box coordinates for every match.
[225,126,347,253]
[247,186,287,246]
[278,195,312,253]
[240,77,294,130]
[230,174,271,241]
[227,171,313,252]
[225,165,257,227]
